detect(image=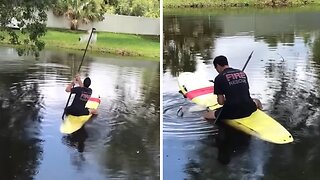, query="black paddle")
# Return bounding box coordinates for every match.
[61,28,96,120]
[213,50,254,125]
